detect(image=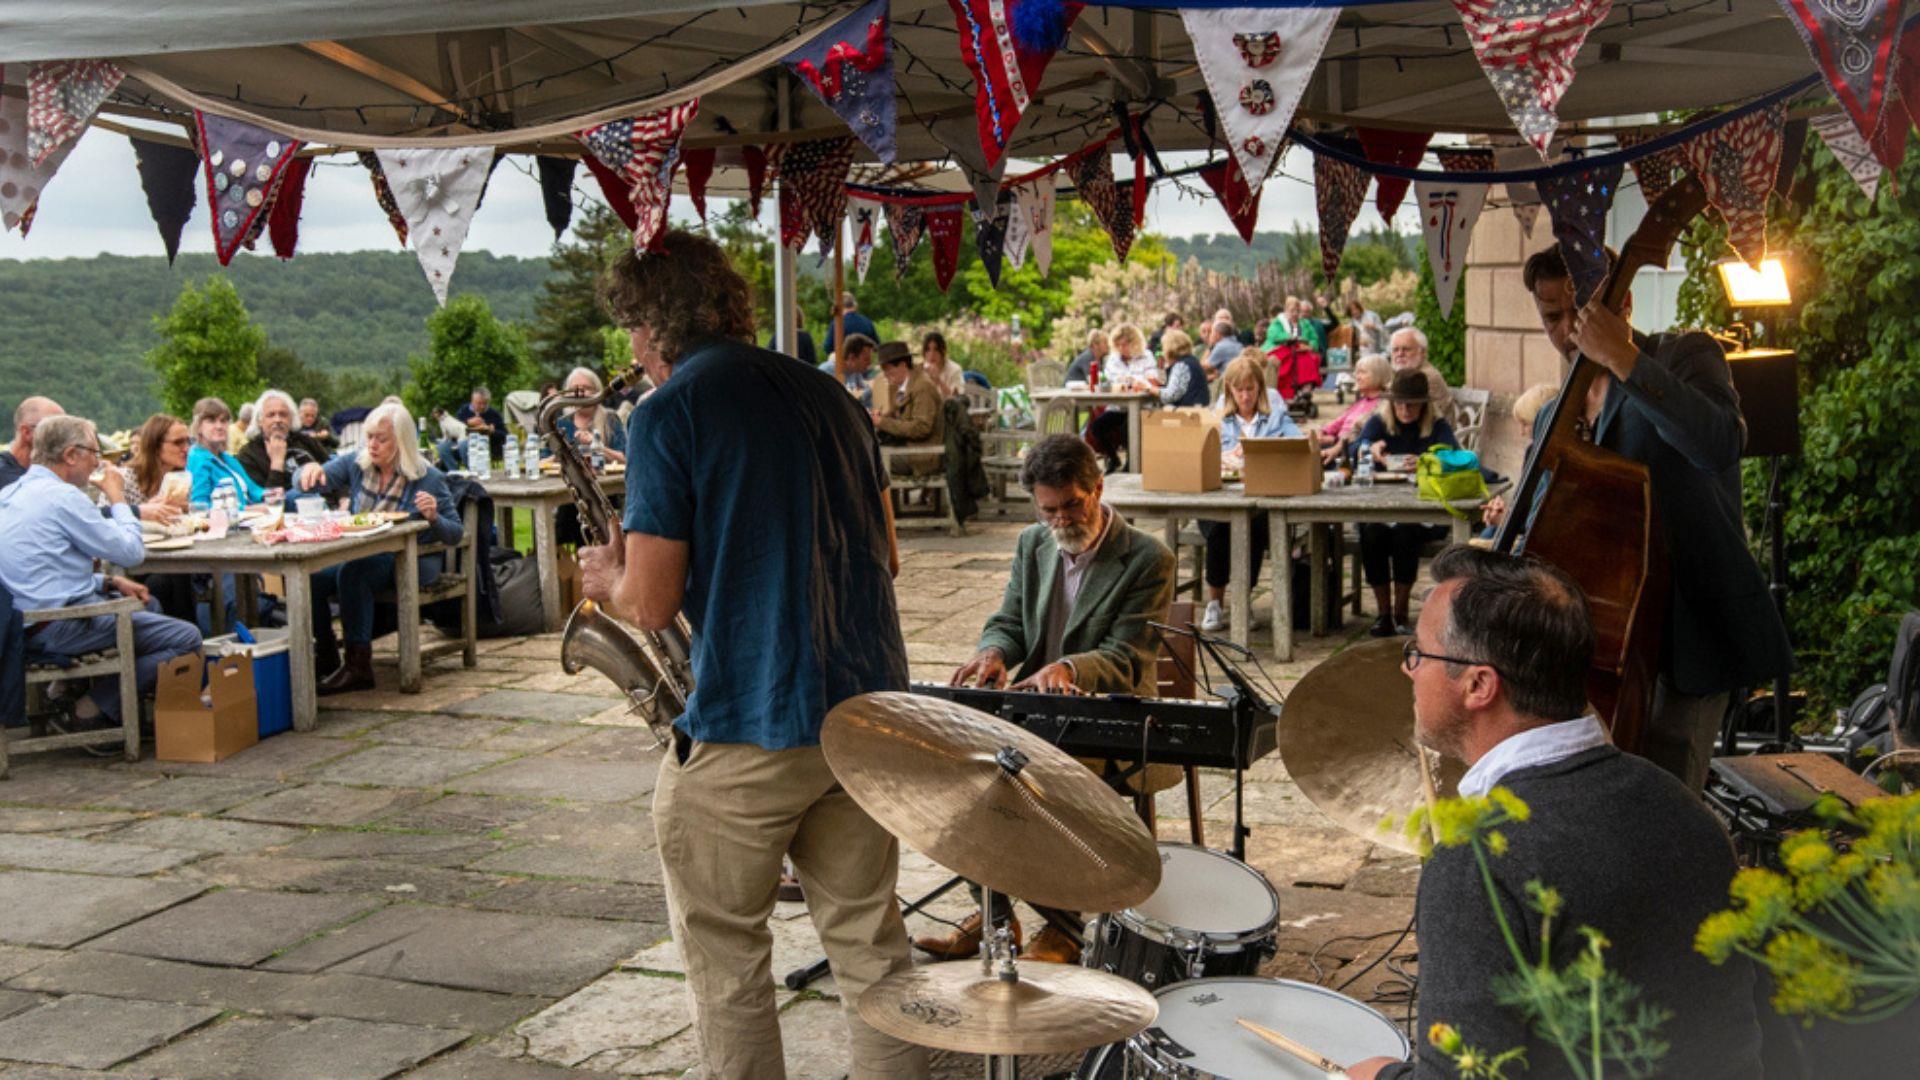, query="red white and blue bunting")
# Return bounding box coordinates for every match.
[1182,7,1337,193]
